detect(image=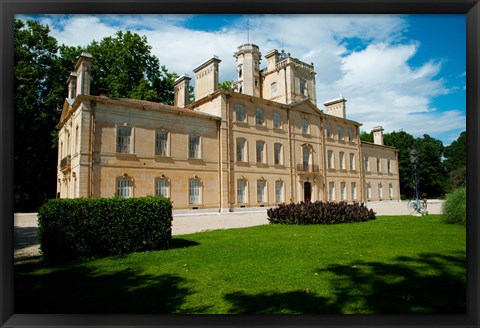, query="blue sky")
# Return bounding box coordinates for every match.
[18,14,466,145]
